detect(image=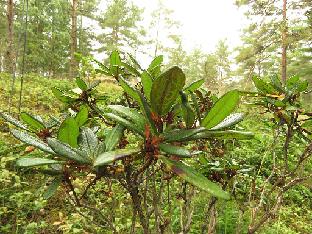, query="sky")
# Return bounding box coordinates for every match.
[133,0,248,53]
[95,0,248,63]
